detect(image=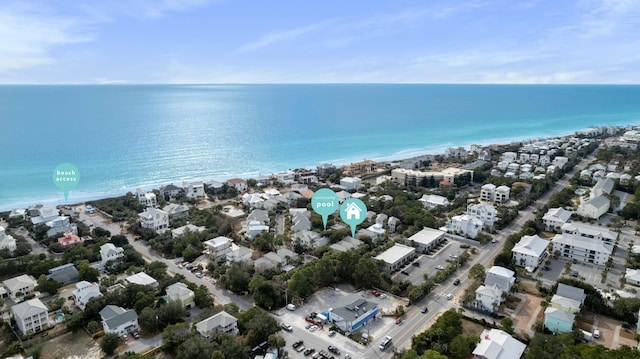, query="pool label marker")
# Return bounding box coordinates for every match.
[311,188,339,229]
